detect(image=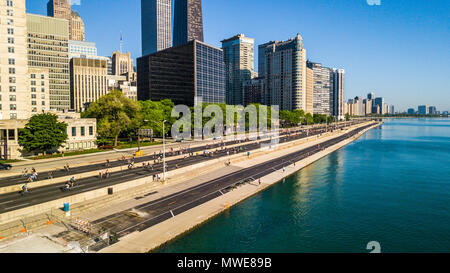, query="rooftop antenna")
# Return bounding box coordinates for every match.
[120,31,123,53]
